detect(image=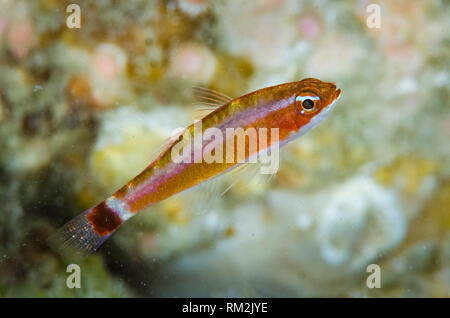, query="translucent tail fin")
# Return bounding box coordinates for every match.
[47,209,112,263]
